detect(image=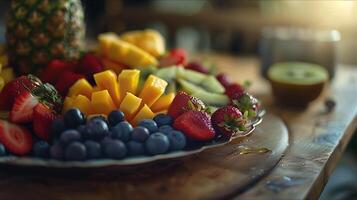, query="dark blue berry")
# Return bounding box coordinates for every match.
[0,143,6,156]
[89,115,108,124]
[108,110,125,126]
[166,130,186,151]
[110,121,132,142]
[103,139,127,159]
[63,108,85,128]
[84,141,102,159]
[131,126,150,142]
[76,125,86,135]
[145,132,170,155]
[65,142,87,161]
[51,119,66,138]
[138,119,158,133]
[158,125,173,134]
[153,114,173,126]
[127,141,145,156]
[60,130,81,145]
[83,119,109,140]
[50,143,64,160]
[33,141,50,158]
